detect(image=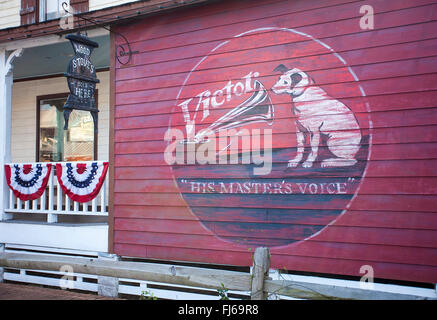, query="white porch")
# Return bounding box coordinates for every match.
[0,29,110,253]
[0,160,109,252]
